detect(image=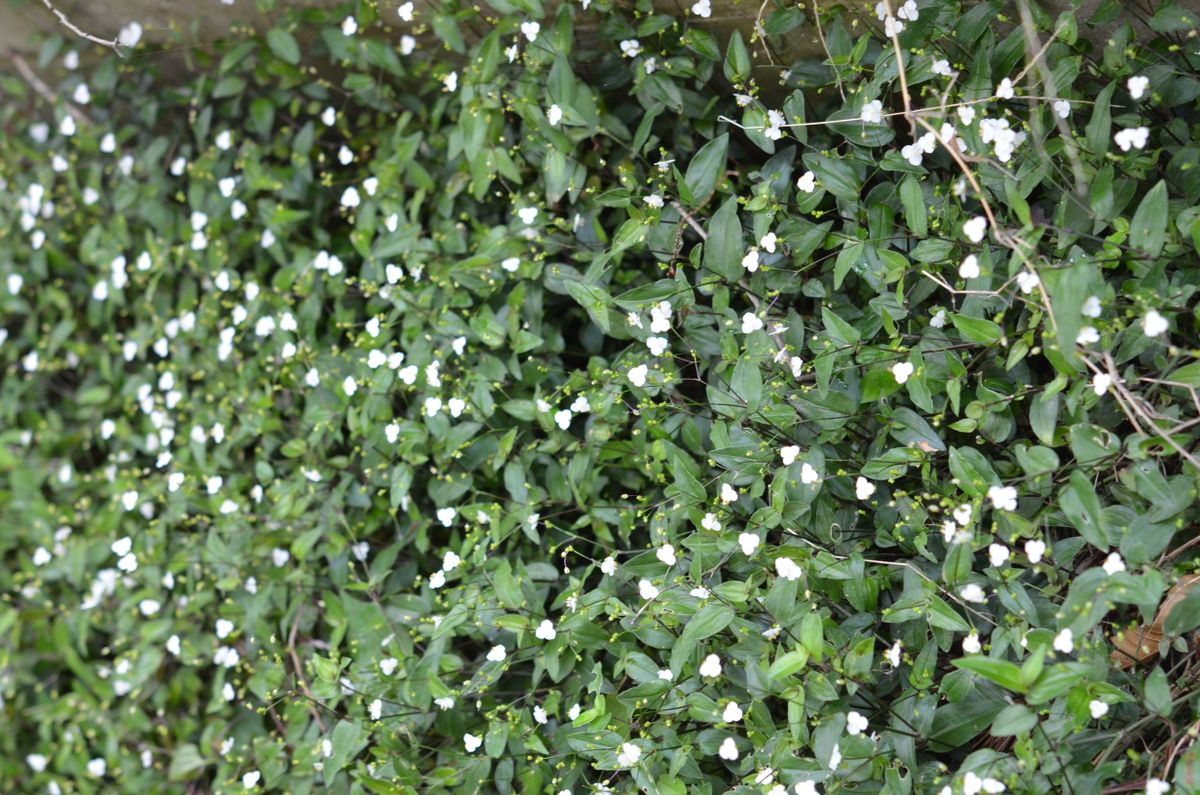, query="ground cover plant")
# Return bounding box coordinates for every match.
[2,0,1200,792]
